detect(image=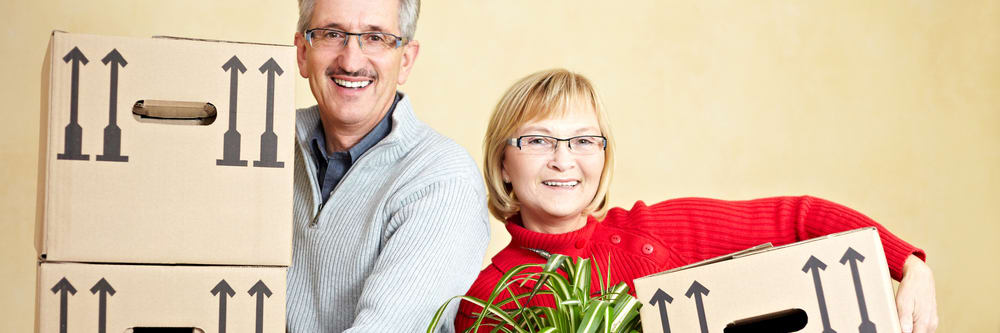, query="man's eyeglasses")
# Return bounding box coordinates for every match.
[507,135,607,155]
[304,28,407,54]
